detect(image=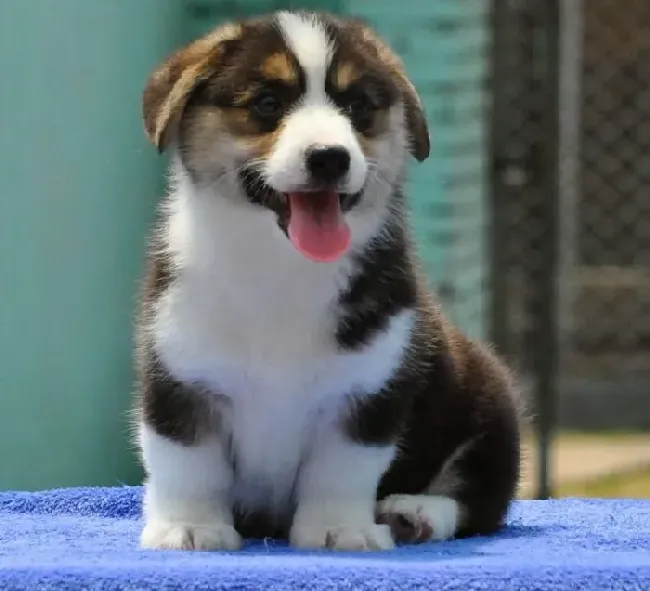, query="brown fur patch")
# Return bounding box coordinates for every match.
[219,107,259,136]
[239,122,286,159]
[334,61,360,91]
[179,103,285,170]
[260,52,298,82]
[231,89,255,108]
